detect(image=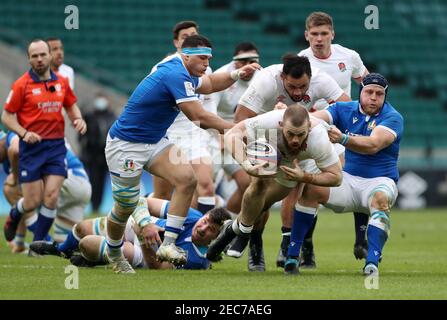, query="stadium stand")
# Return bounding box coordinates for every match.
[0,0,446,168]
